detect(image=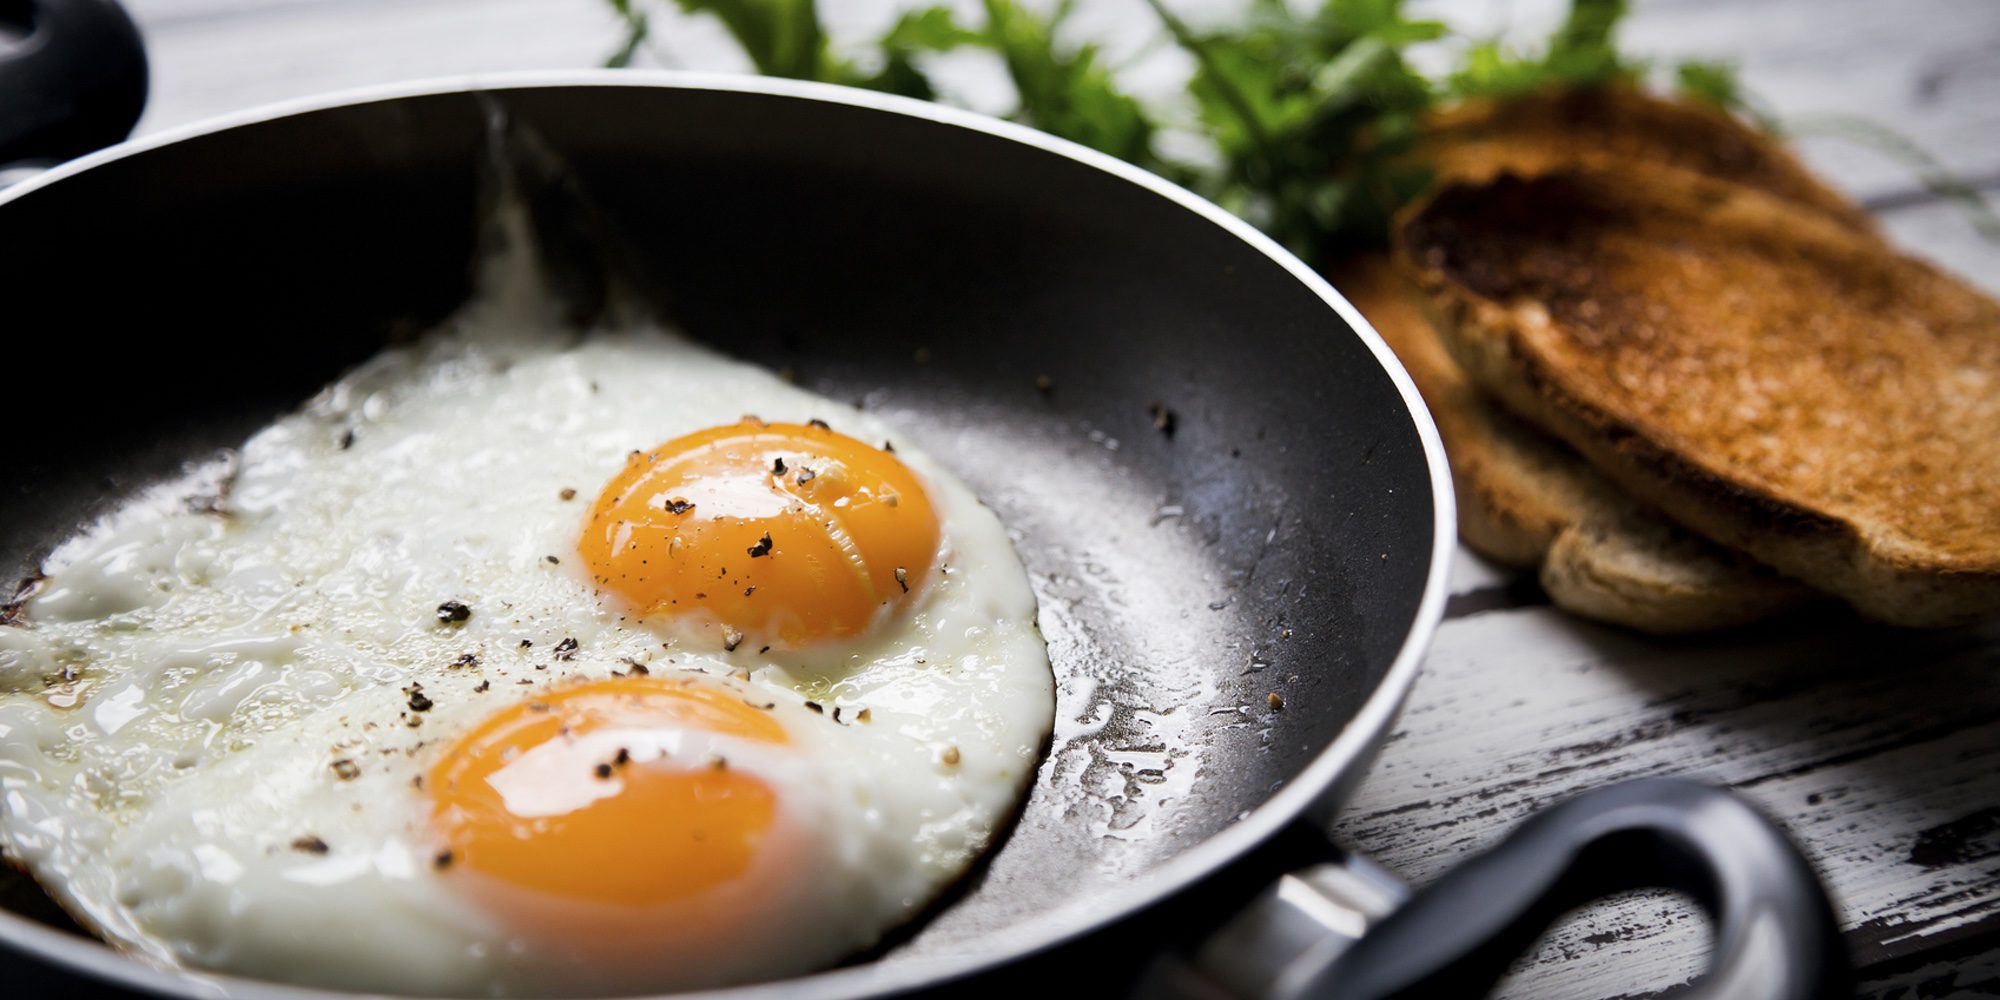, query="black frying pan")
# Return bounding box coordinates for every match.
[0,2,1847,997]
